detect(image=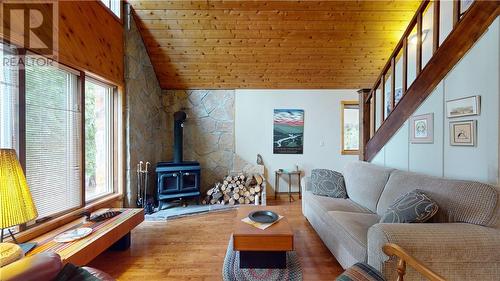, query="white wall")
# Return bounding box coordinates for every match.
[235,90,359,194]
[371,18,499,185]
